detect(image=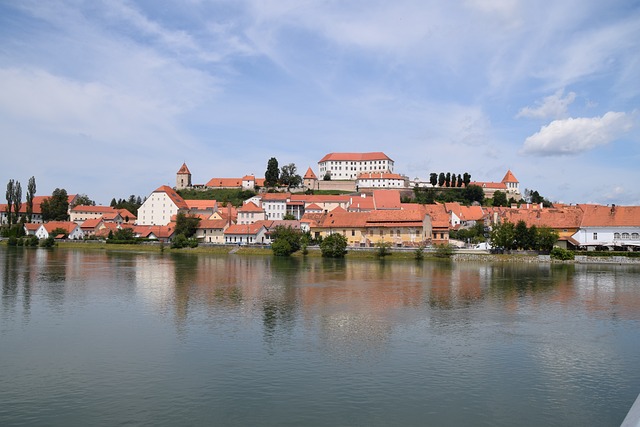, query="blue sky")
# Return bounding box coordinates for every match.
[1,0,638,205]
